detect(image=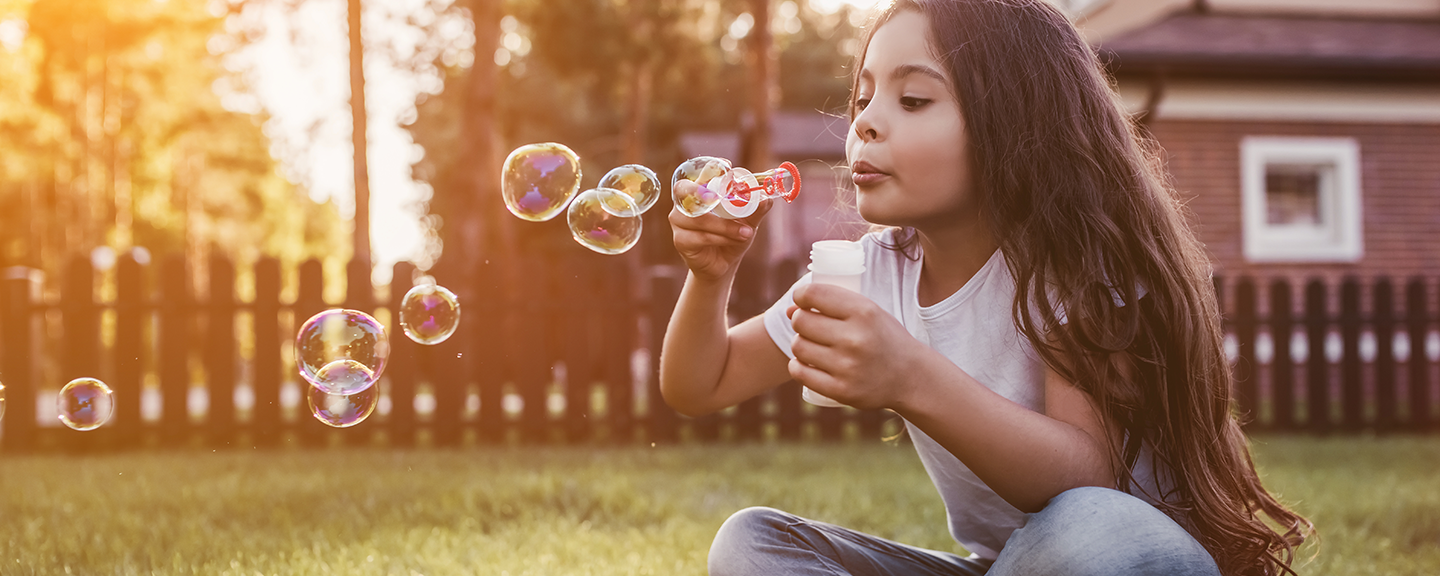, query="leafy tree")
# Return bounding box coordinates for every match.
[0,0,347,289]
[406,0,861,266]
